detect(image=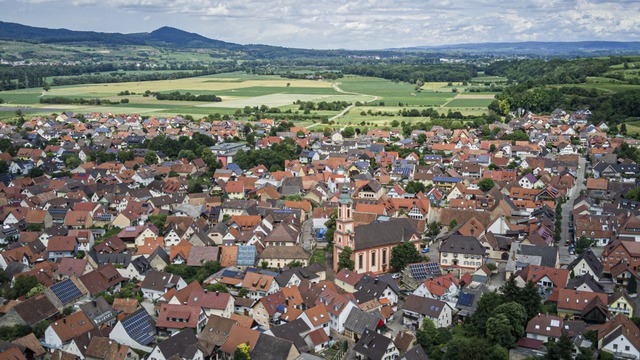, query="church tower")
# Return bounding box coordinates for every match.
[333,183,354,271]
